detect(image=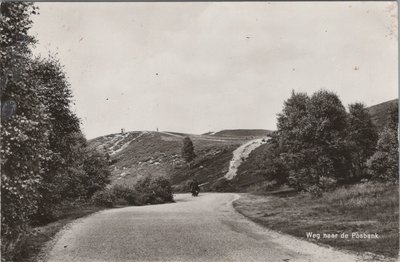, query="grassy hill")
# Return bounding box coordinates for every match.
[88,130,270,190]
[204,129,272,138]
[88,99,397,193]
[367,99,398,130]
